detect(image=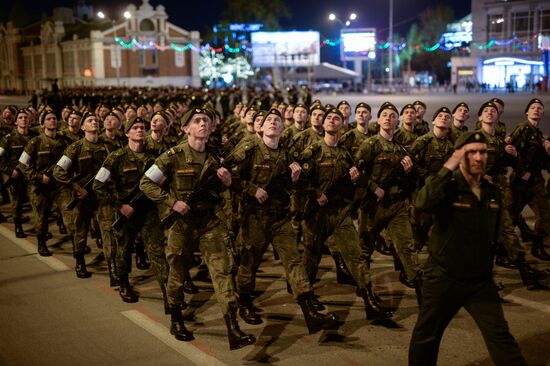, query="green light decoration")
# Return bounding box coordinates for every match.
[325,39,342,46]
[224,44,241,53]
[424,43,440,52]
[114,37,133,48]
[473,40,495,50]
[378,42,390,49]
[171,43,191,52]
